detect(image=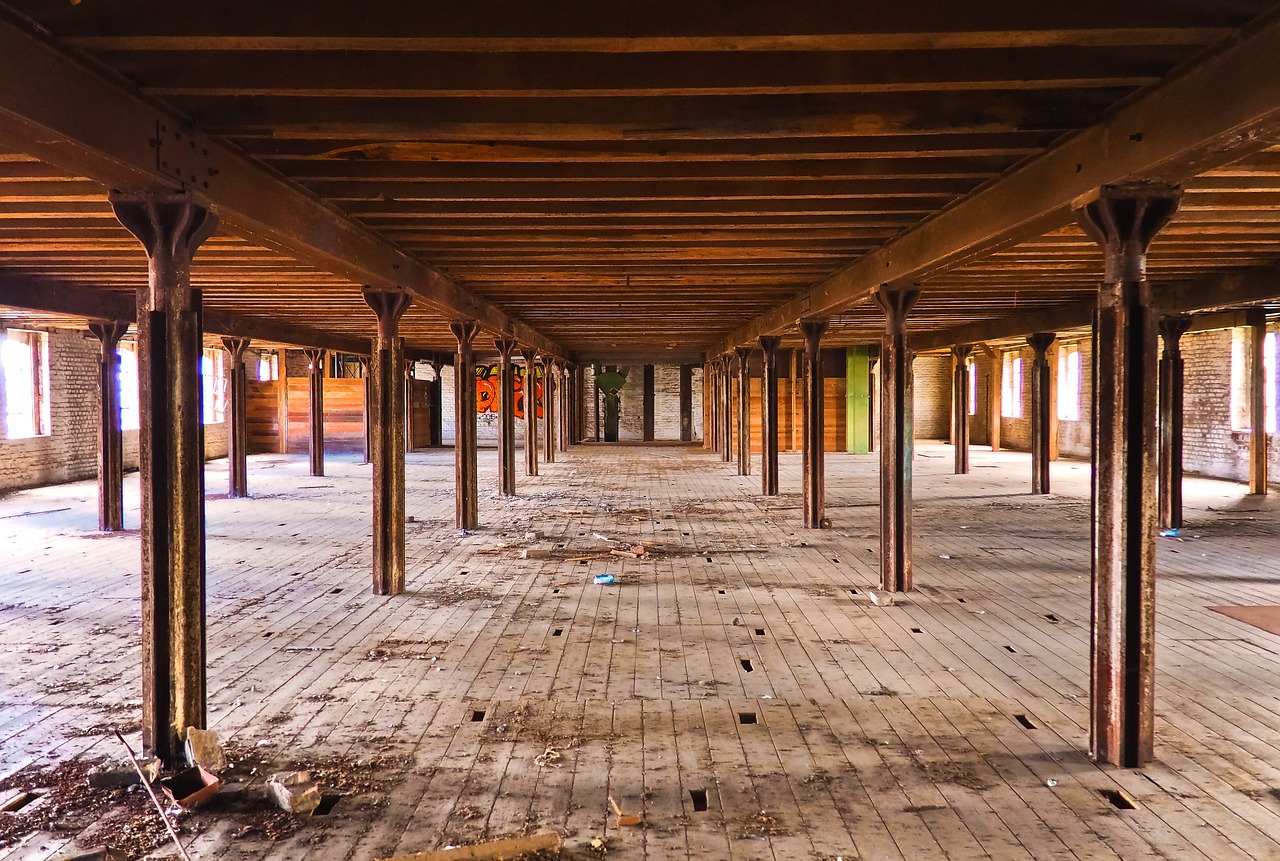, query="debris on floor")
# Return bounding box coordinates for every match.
[159,766,220,809]
[520,548,555,559]
[265,771,321,815]
[592,574,616,585]
[868,590,897,607]
[184,726,227,772]
[88,757,159,788]
[375,831,563,860]
[608,795,642,826]
[55,848,127,861]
